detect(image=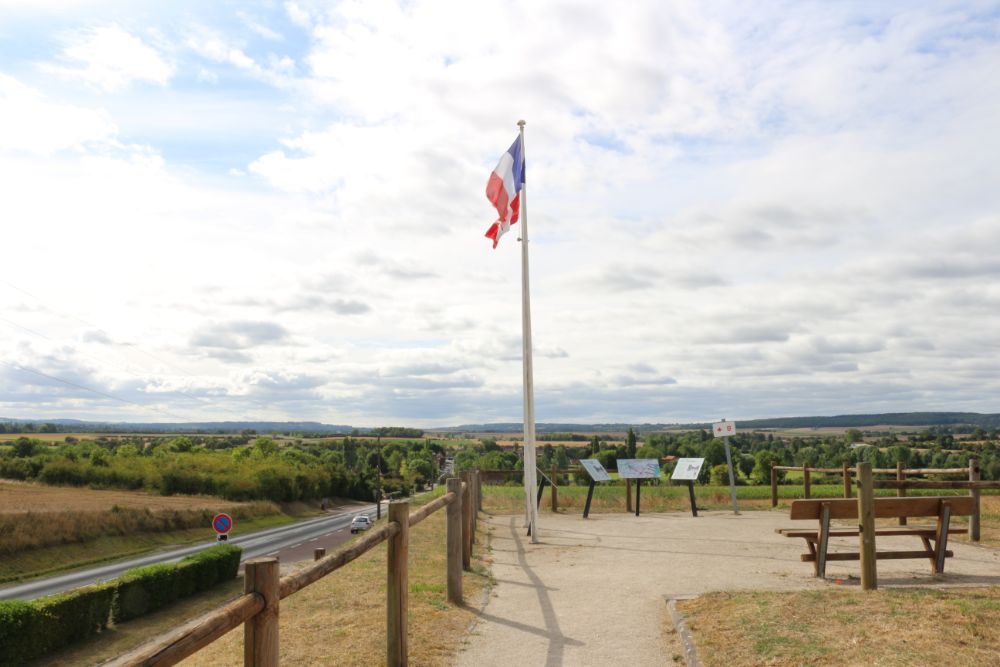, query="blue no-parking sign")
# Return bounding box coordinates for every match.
[212,512,233,535]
